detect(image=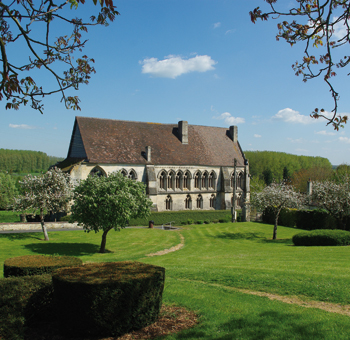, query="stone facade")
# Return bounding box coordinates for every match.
[59,117,251,221]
